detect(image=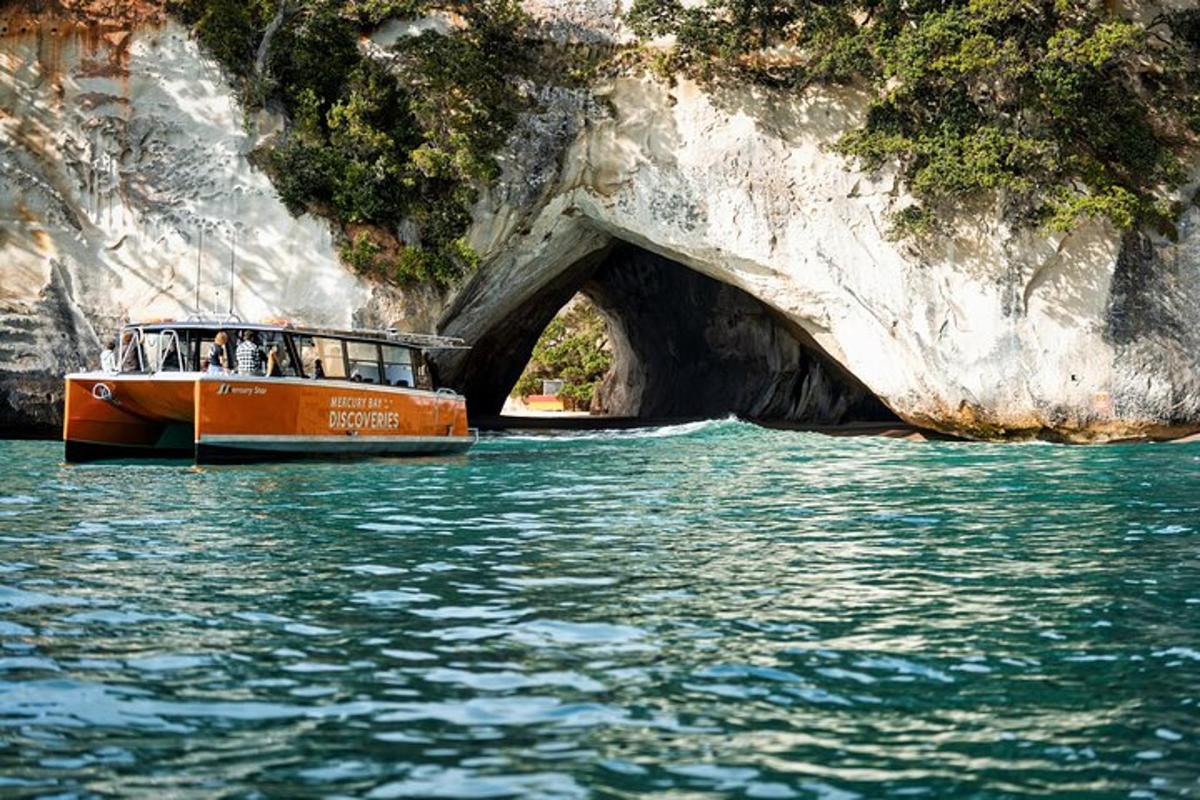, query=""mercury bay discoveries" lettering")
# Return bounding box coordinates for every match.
[328,396,400,430]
